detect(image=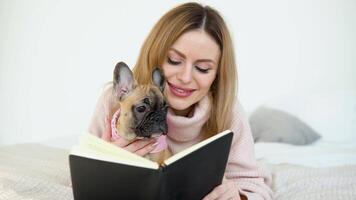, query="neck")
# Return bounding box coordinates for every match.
[171,106,194,117]
[165,95,212,145]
